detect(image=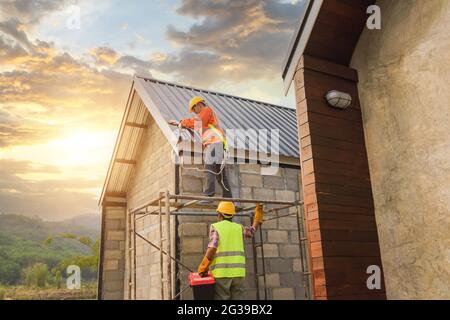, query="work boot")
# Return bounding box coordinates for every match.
[198,195,213,205]
[198,199,213,205]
